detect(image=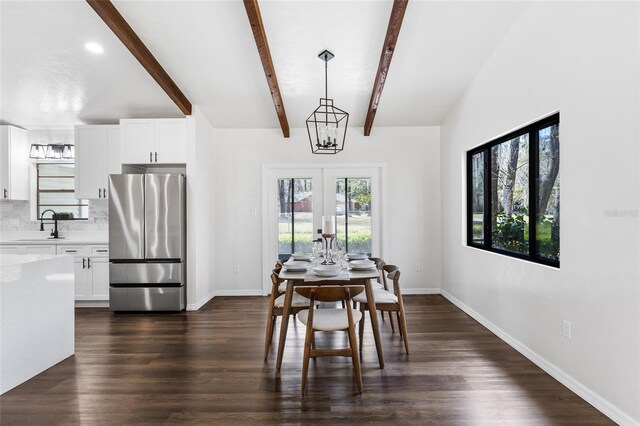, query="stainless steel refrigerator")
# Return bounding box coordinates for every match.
[108,174,186,311]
